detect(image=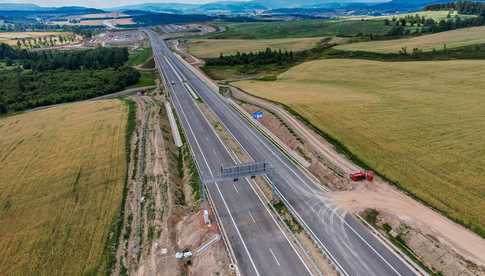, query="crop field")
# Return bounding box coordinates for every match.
[335,26,485,53]
[187,37,325,58]
[0,100,128,275]
[0,31,73,46]
[208,19,392,39]
[235,59,485,236]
